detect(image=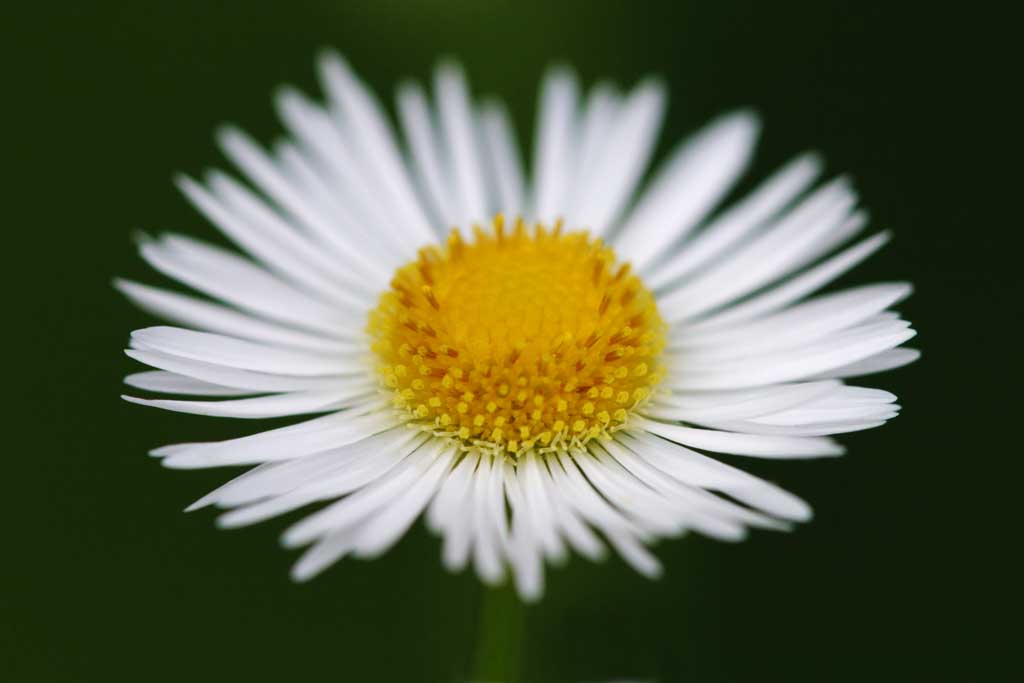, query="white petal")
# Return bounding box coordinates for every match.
[290,527,358,582]
[614,110,757,270]
[123,391,349,419]
[270,139,404,278]
[503,459,546,601]
[185,461,286,511]
[518,451,568,563]
[216,125,391,282]
[435,61,490,225]
[440,452,481,572]
[317,51,437,245]
[569,447,682,536]
[643,381,841,422]
[815,386,897,404]
[189,423,411,509]
[529,67,580,222]
[125,348,367,394]
[601,439,777,538]
[270,94,412,269]
[274,431,428,536]
[666,319,916,390]
[567,83,620,204]
[470,455,506,584]
[645,152,823,290]
[753,401,898,426]
[396,81,458,228]
[425,452,478,534]
[570,79,666,235]
[695,418,893,437]
[691,231,892,331]
[648,382,897,427]
[672,283,912,358]
[657,177,858,323]
[138,233,359,336]
[352,443,456,558]
[553,450,662,577]
[621,430,812,521]
[208,166,387,292]
[178,172,376,305]
[160,409,395,469]
[533,455,606,562]
[227,430,427,531]
[635,416,844,458]
[550,451,648,539]
[667,283,913,366]
[130,326,366,377]
[597,441,741,539]
[604,532,663,579]
[115,279,346,354]
[805,208,869,264]
[809,347,921,379]
[124,371,249,396]
[479,100,526,217]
